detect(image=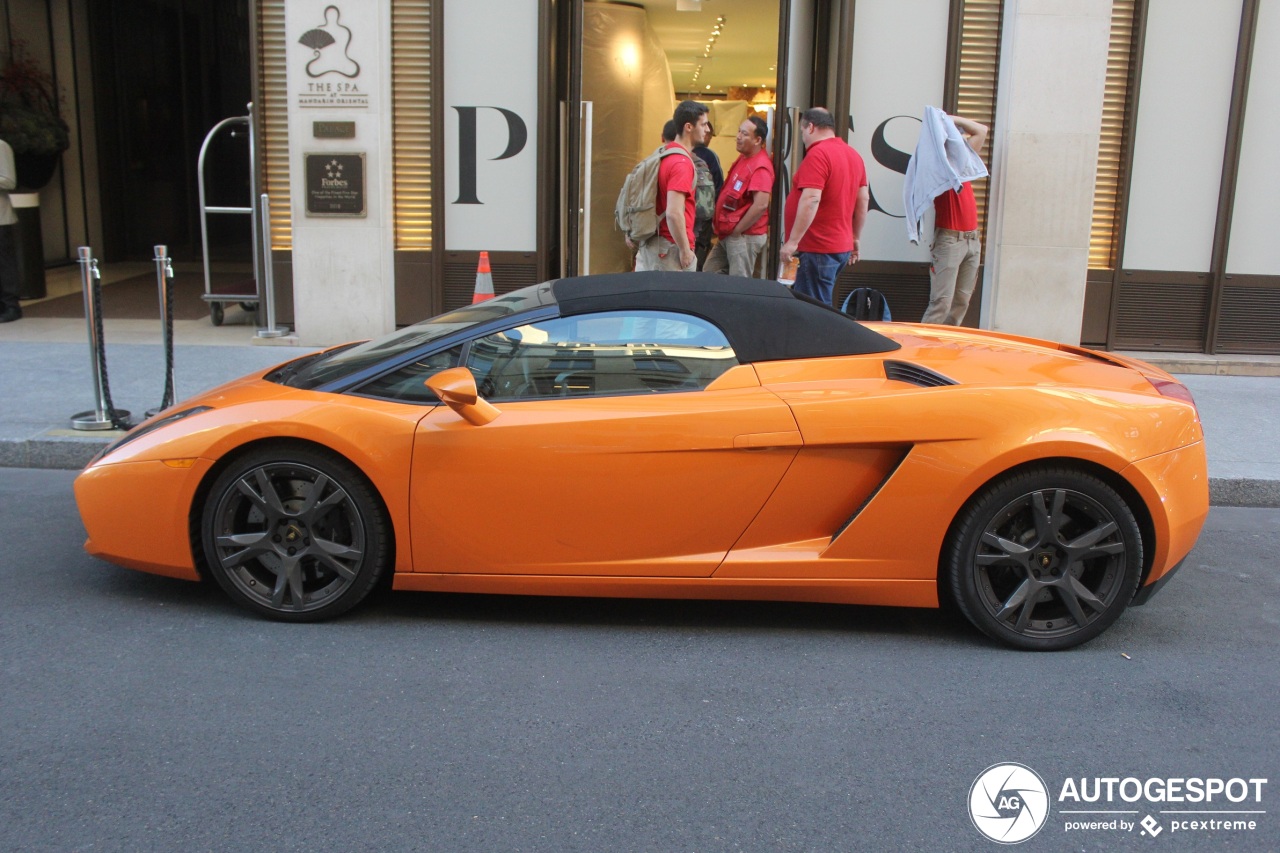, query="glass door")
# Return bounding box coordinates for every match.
[561,0,788,278]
